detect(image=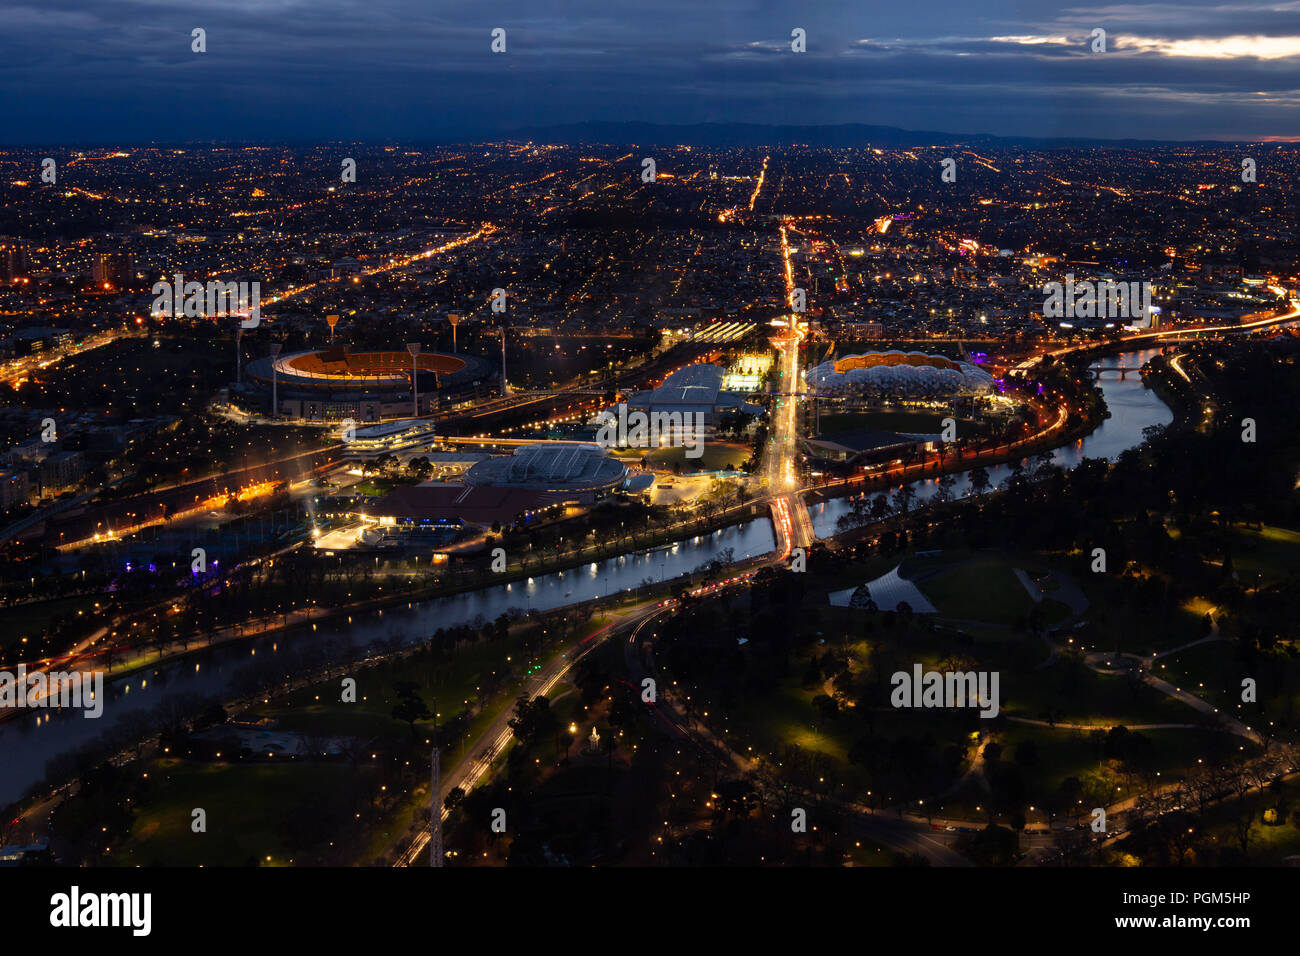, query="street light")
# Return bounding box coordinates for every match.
[406,343,422,417]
